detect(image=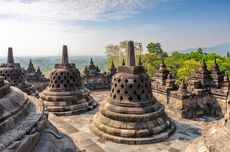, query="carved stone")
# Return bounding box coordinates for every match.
[26,60,49,93]
[0,47,34,95]
[82,58,116,90]
[0,76,78,152]
[39,45,97,116]
[91,41,175,144]
[186,95,230,152]
[152,59,229,119]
